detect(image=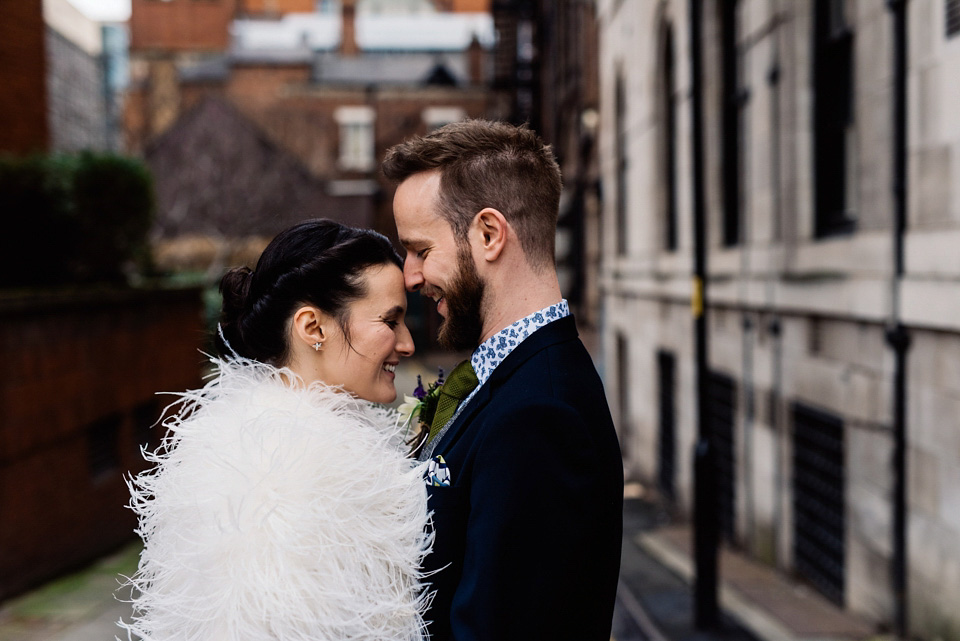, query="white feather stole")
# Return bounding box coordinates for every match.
[118,357,432,641]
